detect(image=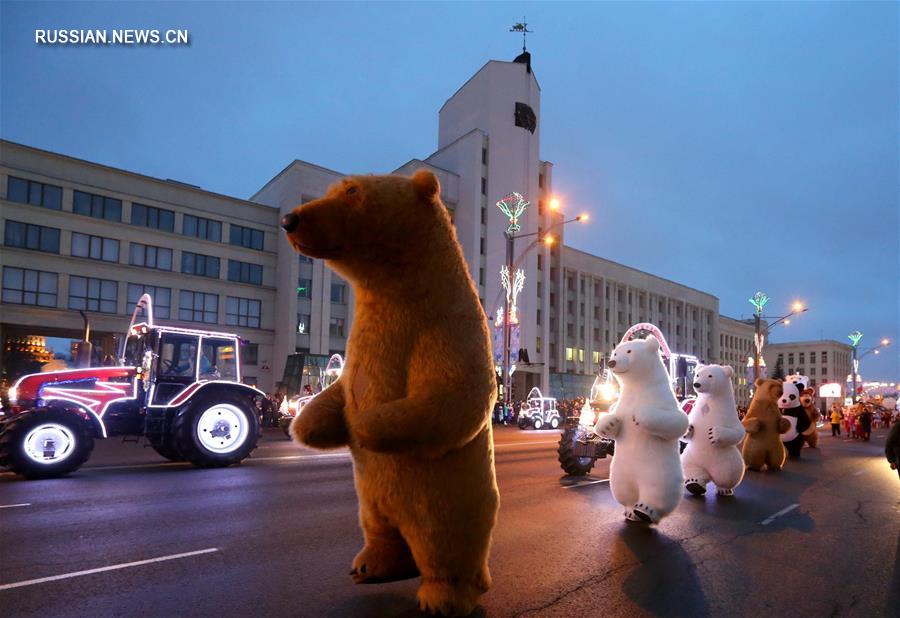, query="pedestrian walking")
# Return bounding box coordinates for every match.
[885,421,900,480]
[830,403,843,437]
[859,406,873,441]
